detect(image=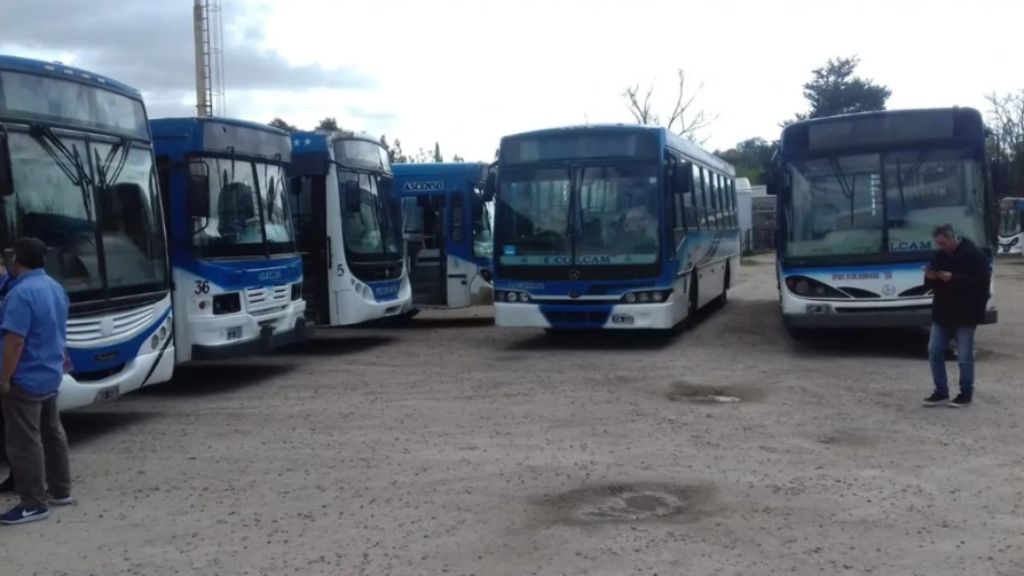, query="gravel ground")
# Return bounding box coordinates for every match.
[4,256,1024,576]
